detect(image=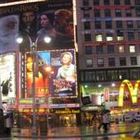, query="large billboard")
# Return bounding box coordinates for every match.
[0,0,74,53]
[0,53,16,103]
[26,49,77,98]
